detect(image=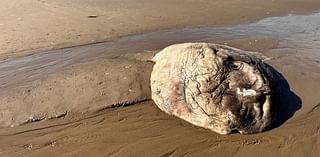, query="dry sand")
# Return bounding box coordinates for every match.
[0,0,320,157]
